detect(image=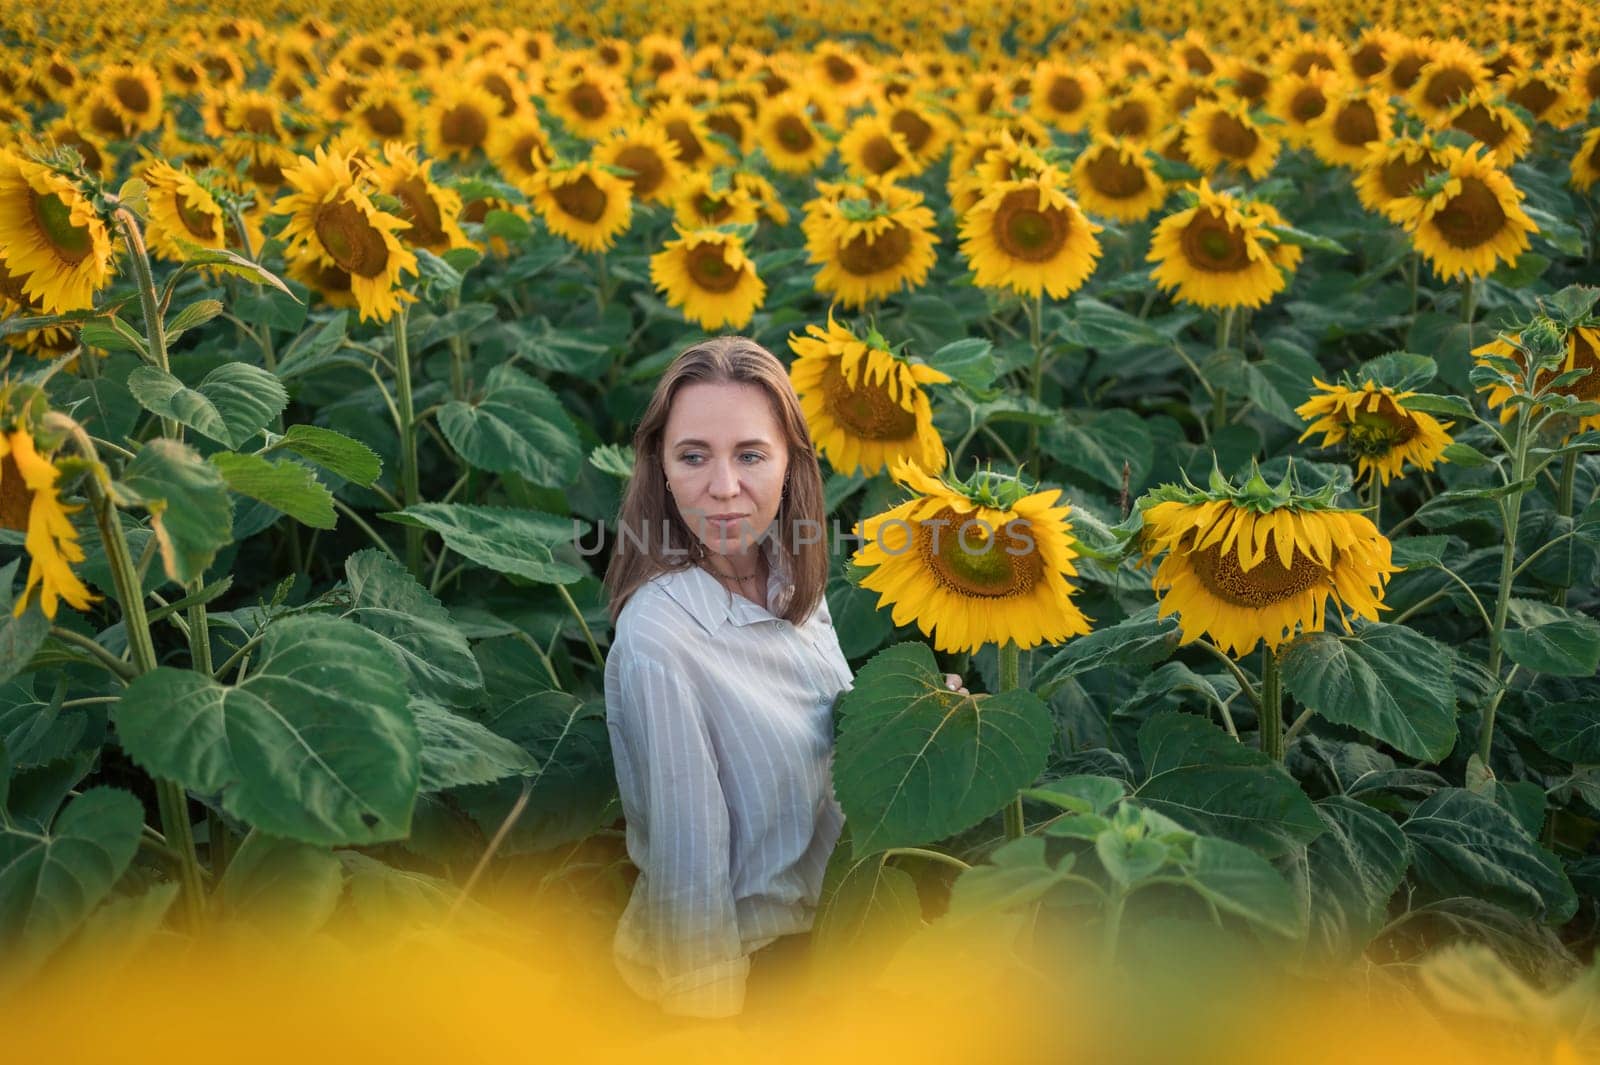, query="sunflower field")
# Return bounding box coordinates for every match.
[2,0,1600,1054]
